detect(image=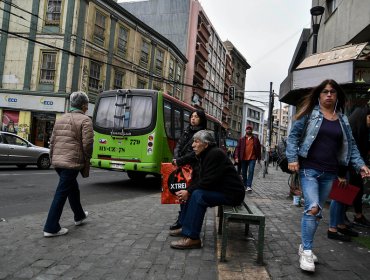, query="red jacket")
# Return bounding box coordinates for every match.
[234,135,262,161]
